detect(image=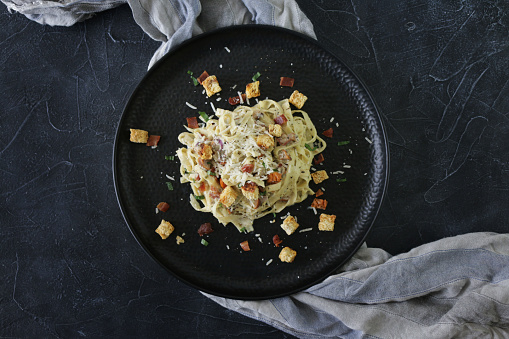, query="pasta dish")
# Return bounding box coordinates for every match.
[176,99,326,232]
